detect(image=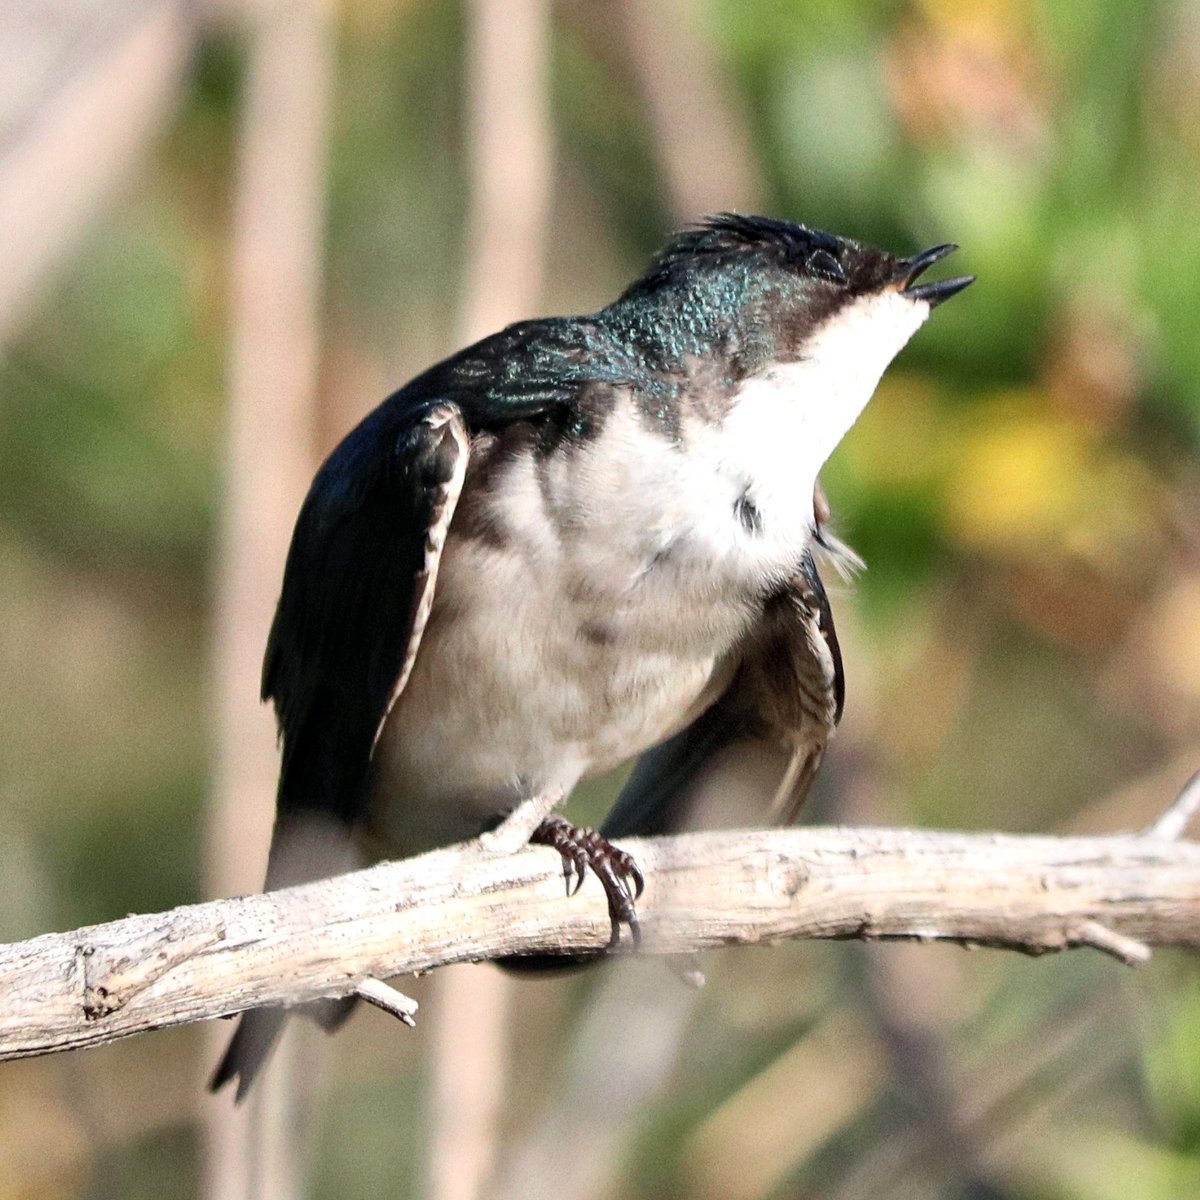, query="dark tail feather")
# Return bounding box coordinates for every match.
[210,1007,288,1103]
[601,700,737,838]
[210,811,362,1101]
